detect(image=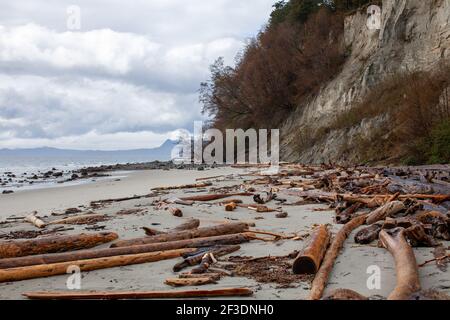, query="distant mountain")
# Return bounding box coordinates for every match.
[0,140,178,162]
